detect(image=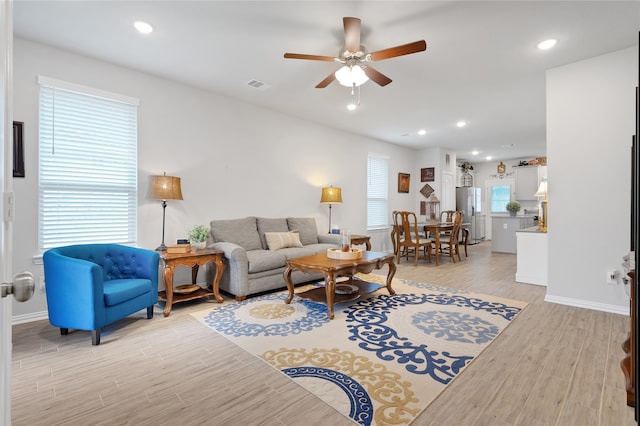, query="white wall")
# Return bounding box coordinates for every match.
[546,46,637,314]
[11,38,415,319]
